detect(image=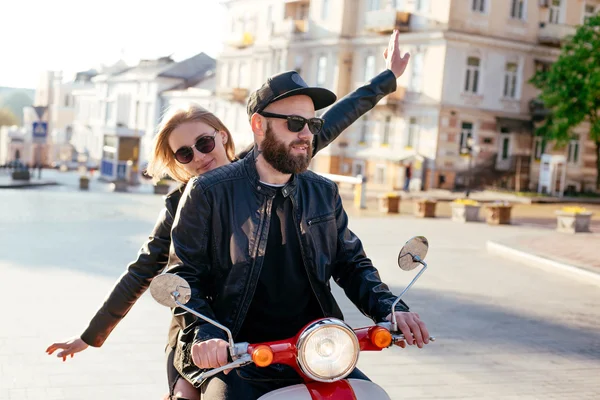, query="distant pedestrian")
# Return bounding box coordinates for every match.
[404,163,412,191]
